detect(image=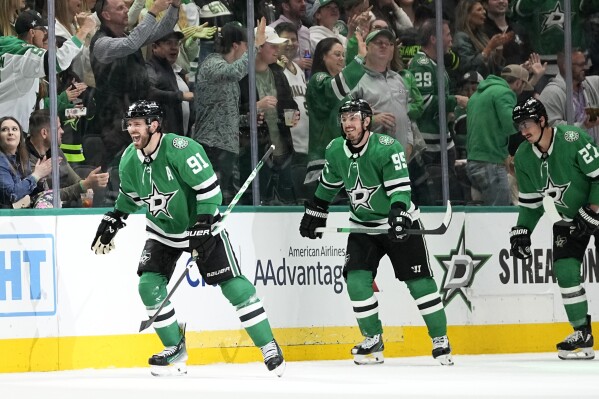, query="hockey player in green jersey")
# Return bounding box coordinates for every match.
[91,101,285,376]
[299,99,453,366]
[510,97,596,360]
